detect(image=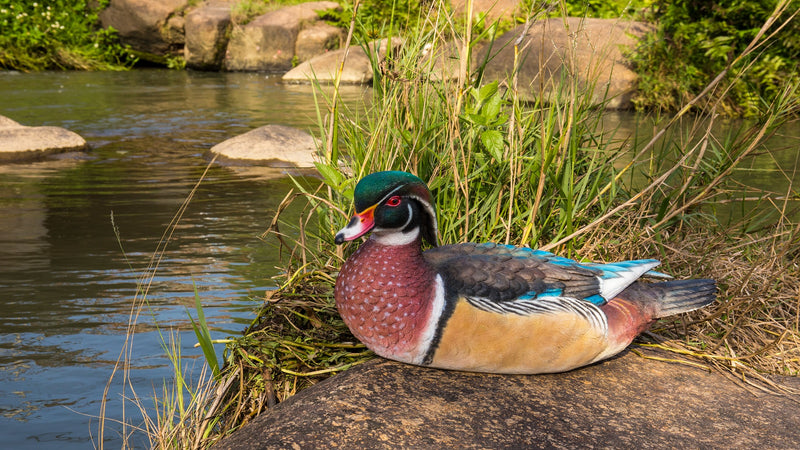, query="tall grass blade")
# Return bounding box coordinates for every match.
[188,280,221,380]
